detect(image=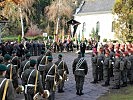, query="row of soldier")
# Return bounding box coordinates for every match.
[91,43,133,89]
[0,45,89,100]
